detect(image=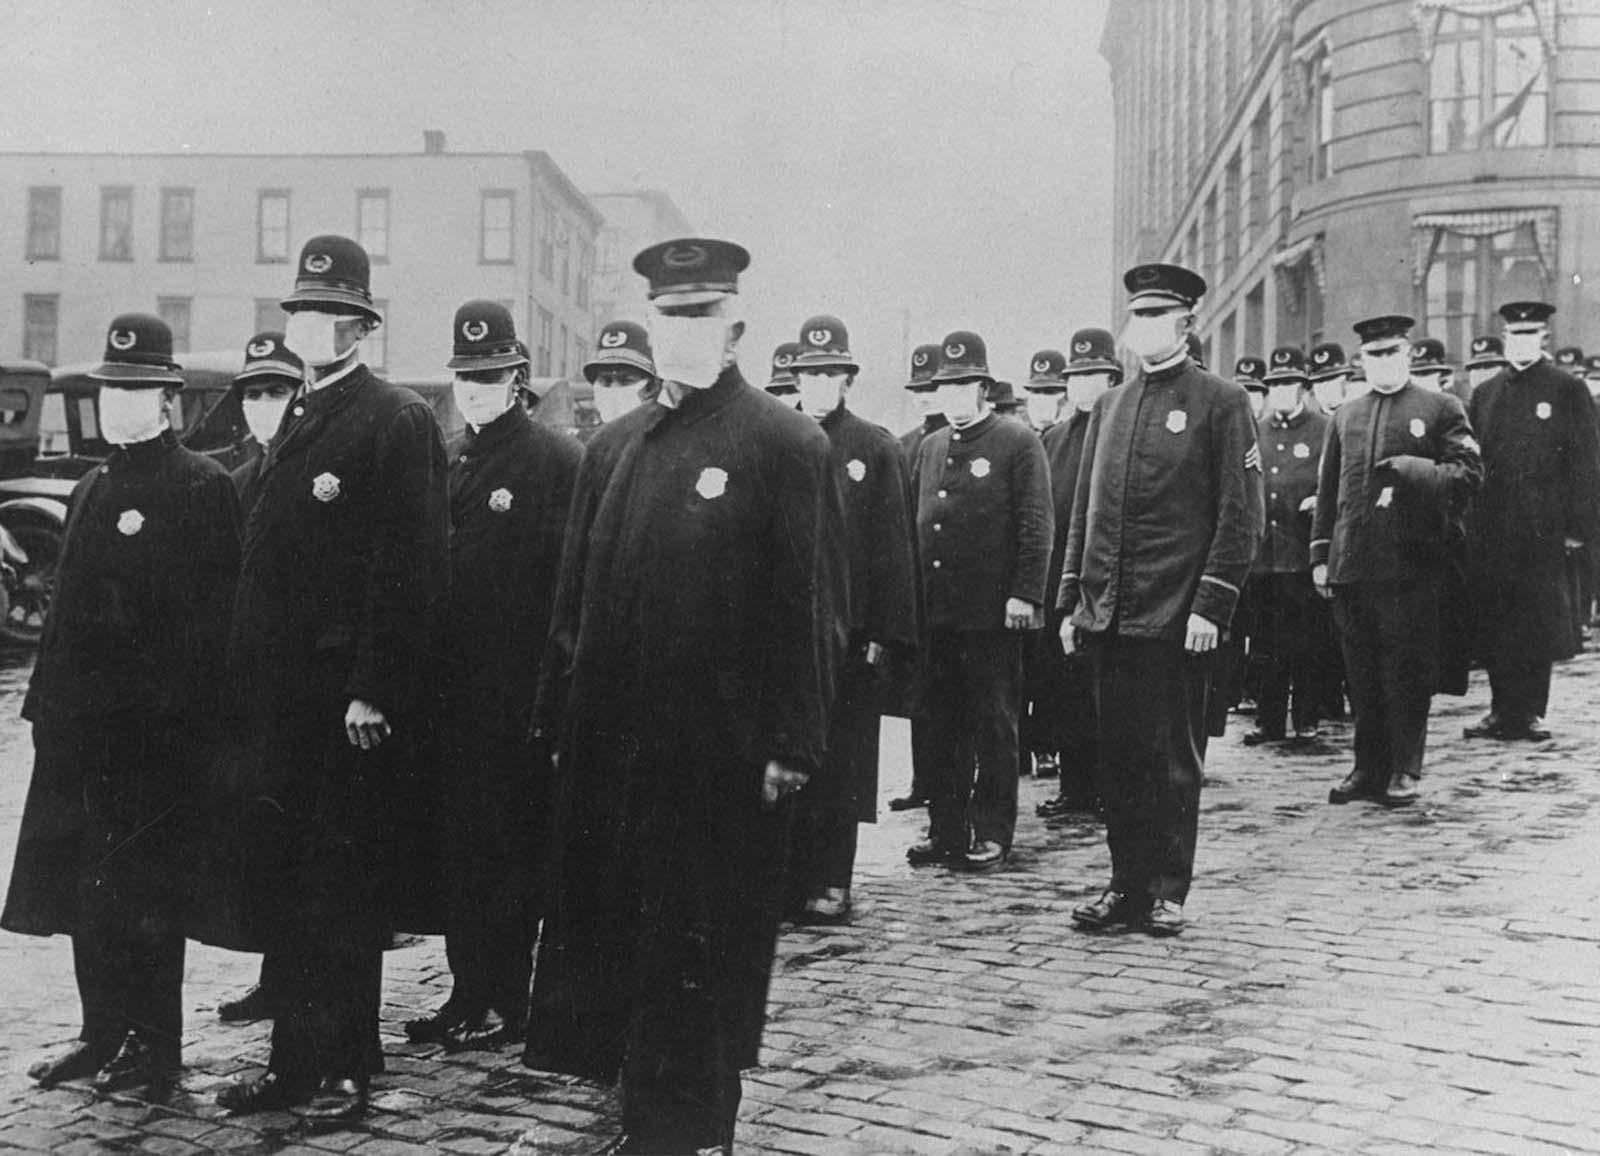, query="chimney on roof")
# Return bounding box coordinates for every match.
[423,130,446,155]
